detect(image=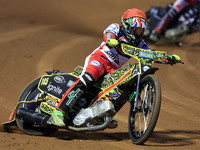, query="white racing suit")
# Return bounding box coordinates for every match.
[56,23,151,115]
